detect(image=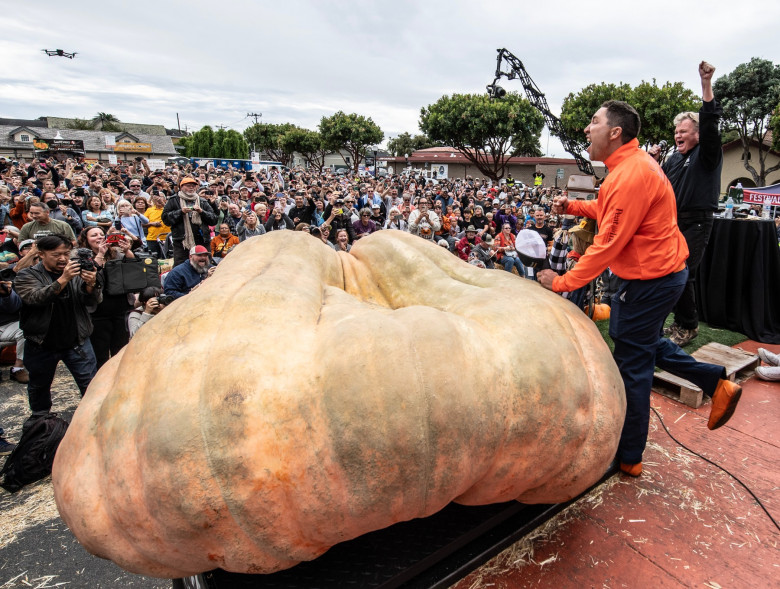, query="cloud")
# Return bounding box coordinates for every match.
[3,0,779,159]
